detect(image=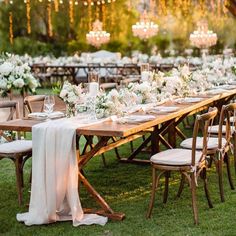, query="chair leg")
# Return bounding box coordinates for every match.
[15,158,23,205]
[233,133,236,175]
[216,157,225,202]
[163,171,170,203]
[207,155,213,168]
[130,141,134,152]
[190,173,199,225]
[176,173,185,198]
[224,152,235,190]
[201,167,213,208]
[146,167,158,218]
[101,154,107,167]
